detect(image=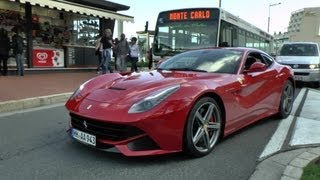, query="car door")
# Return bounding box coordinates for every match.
[232,51,279,125]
